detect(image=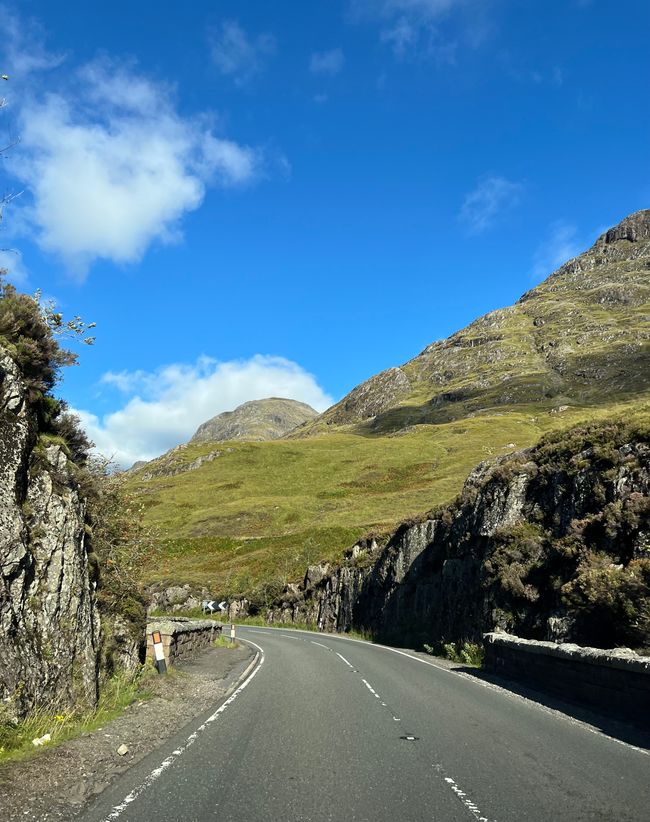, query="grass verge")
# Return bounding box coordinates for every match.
[0,665,157,765]
[423,640,485,667]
